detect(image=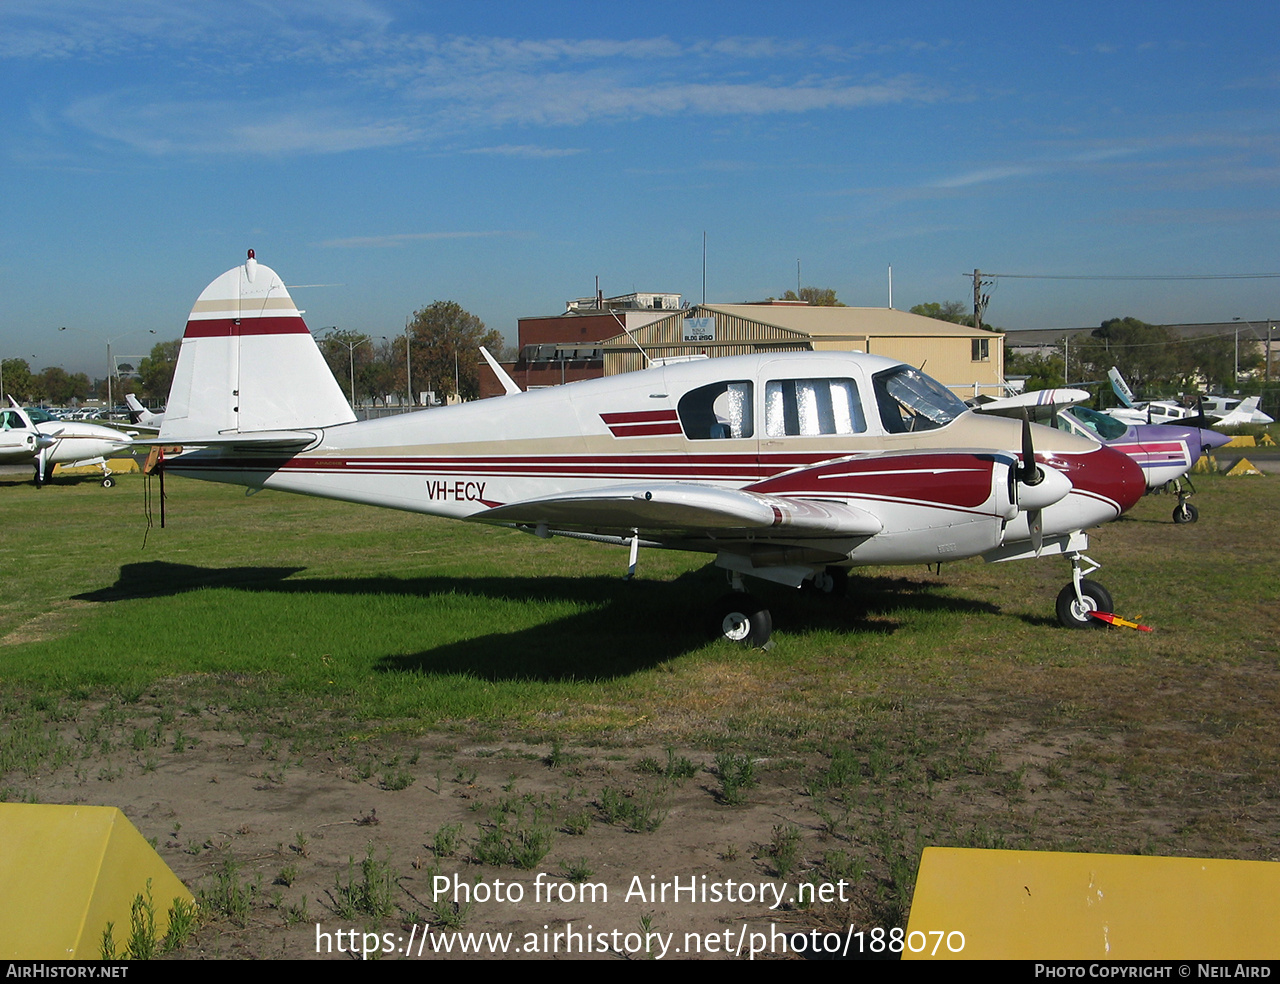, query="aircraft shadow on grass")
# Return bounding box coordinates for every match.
[76,561,1001,682]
